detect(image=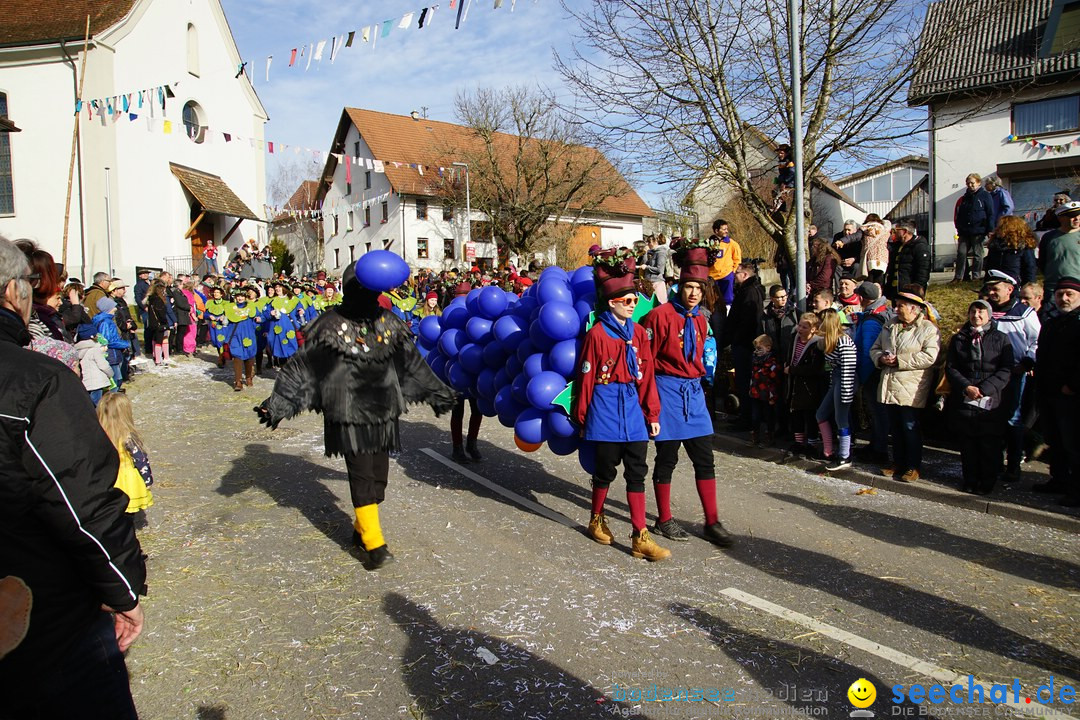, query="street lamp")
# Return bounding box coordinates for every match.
[451,161,471,248]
